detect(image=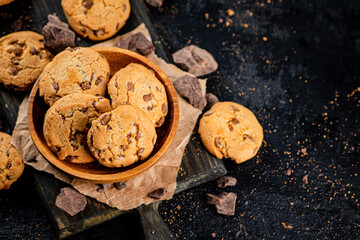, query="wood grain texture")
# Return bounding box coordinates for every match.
[0,0,226,239]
